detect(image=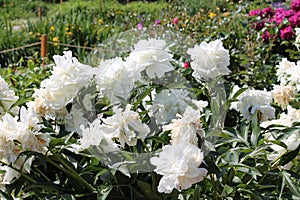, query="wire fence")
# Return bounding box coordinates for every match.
[0,42,41,54]
[0,34,97,58]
